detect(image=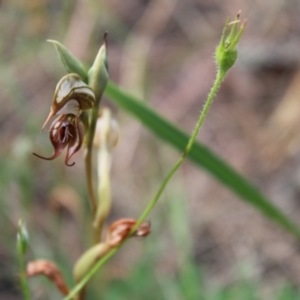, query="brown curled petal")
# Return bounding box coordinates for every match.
[26,260,69,296]
[108,225,131,247]
[109,218,136,232]
[107,218,151,247]
[32,148,65,161]
[135,221,151,237]
[64,159,75,167]
[107,219,134,247]
[33,116,69,162]
[33,139,66,161]
[109,235,123,247]
[65,117,84,166]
